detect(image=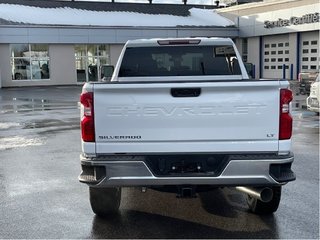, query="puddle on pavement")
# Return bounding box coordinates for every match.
[0,97,78,114]
[12,98,50,103]
[0,103,78,114]
[23,118,79,129]
[0,122,21,130]
[7,179,63,197]
[0,136,44,151]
